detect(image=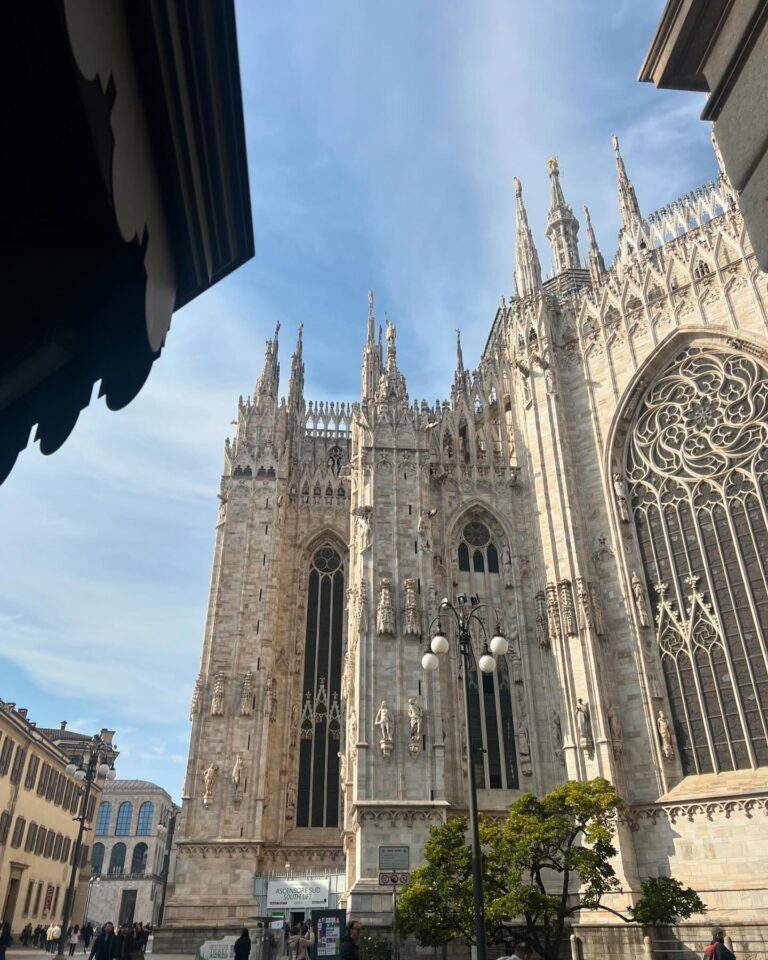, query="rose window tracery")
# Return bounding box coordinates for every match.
[627,346,768,775]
